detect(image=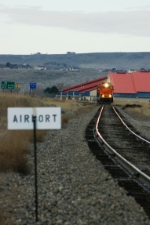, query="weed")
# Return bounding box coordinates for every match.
[62,115,70,127]
[20,130,48,143]
[0,131,31,174]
